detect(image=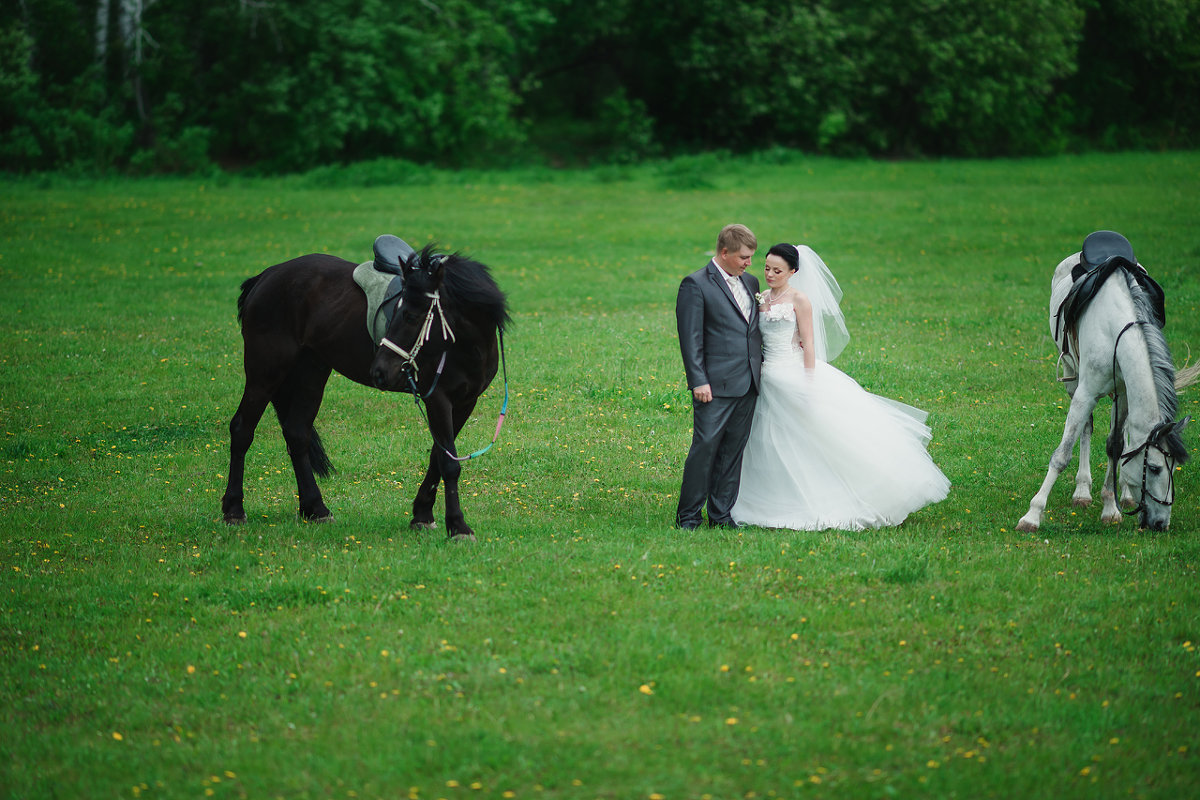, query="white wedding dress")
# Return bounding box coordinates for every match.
[731,267,949,530]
